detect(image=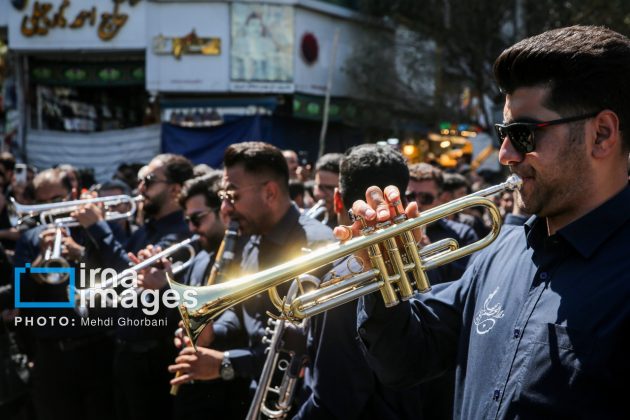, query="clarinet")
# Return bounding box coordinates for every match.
[169,221,240,396]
